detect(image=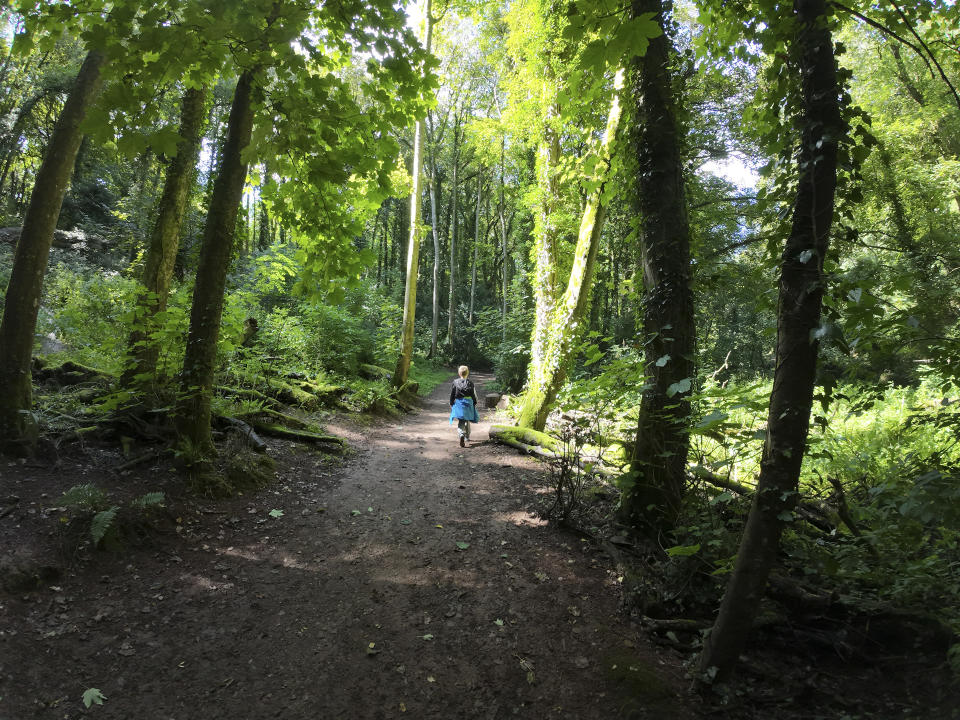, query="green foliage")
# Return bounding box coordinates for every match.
[60,485,166,549]
[408,358,451,397]
[82,688,106,708]
[39,261,139,373]
[60,484,110,512]
[90,507,119,546]
[130,492,165,509]
[543,417,593,524]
